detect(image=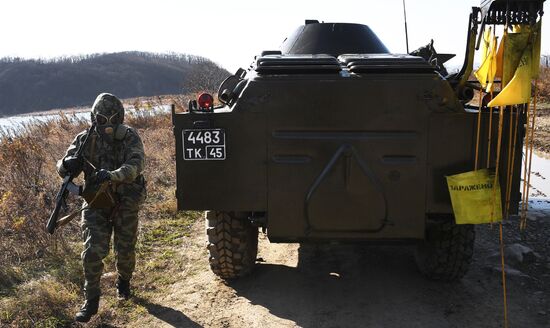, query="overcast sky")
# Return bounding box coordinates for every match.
[1,0,548,72]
